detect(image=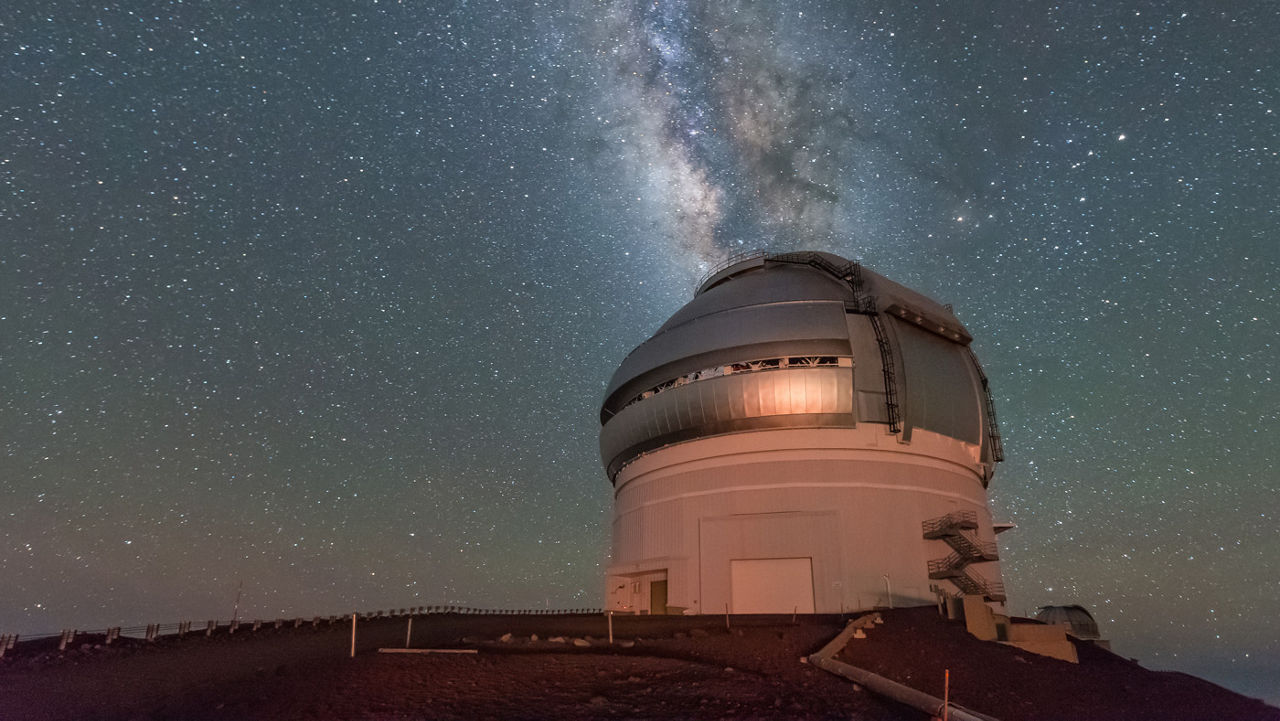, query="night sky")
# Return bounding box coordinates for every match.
[3,0,1276,704]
